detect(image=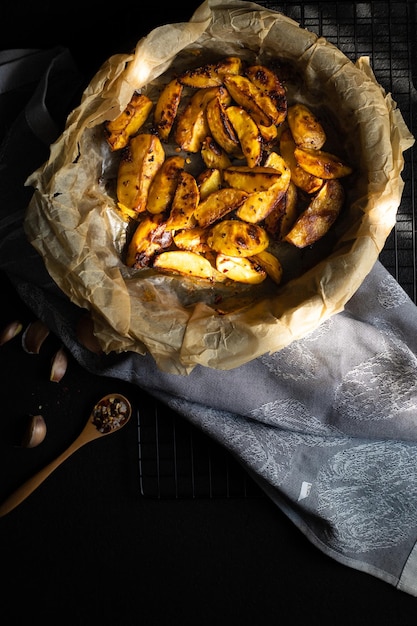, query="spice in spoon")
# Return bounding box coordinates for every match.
[92,395,131,433]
